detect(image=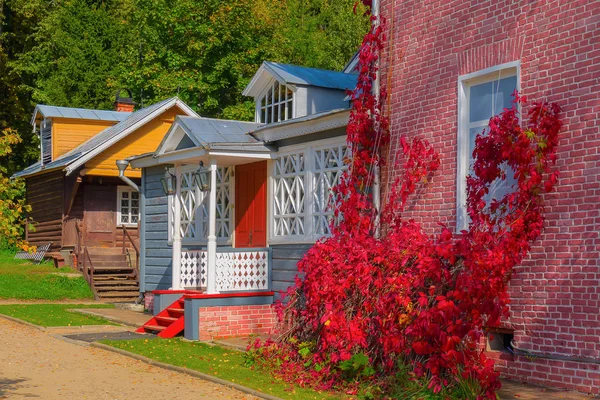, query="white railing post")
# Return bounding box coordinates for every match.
[172,164,183,290]
[206,158,218,294]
